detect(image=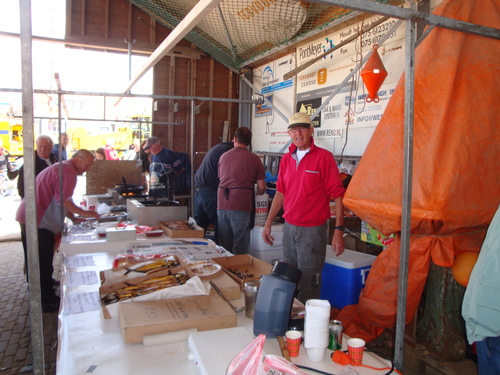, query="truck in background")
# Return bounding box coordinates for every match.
[0,120,23,157]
